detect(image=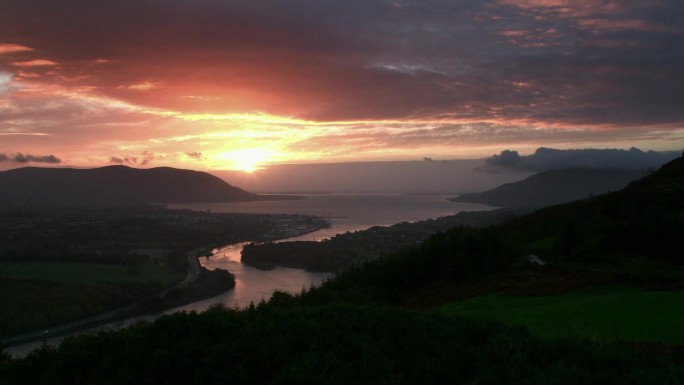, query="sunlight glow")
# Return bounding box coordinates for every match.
[0,72,12,92]
[217,148,275,173]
